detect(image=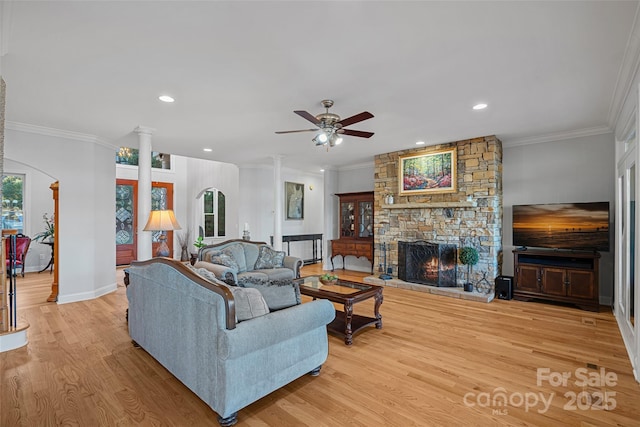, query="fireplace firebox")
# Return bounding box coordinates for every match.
[398,241,457,287]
